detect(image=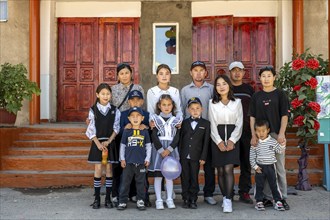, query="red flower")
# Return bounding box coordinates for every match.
[306,59,319,70]
[293,85,302,91]
[291,98,304,109]
[305,77,318,89]
[314,120,320,131]
[292,58,305,70]
[293,116,305,126]
[308,102,321,113]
